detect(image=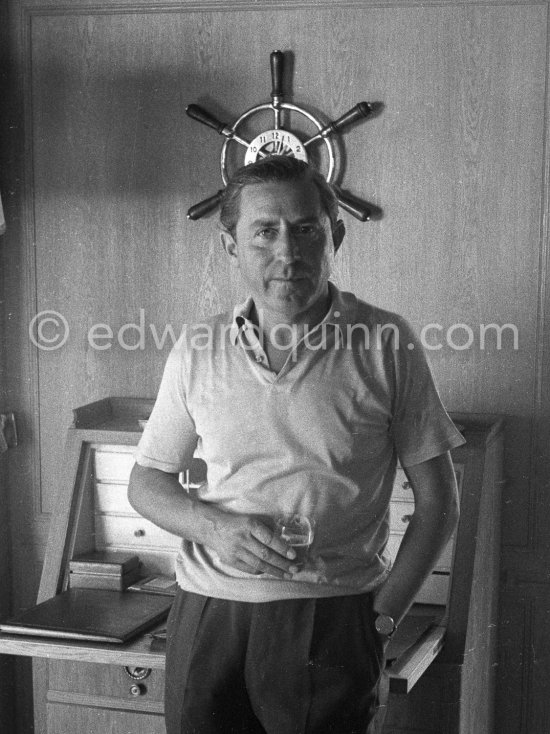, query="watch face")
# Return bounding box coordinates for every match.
[244,129,308,165]
[375,614,396,637]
